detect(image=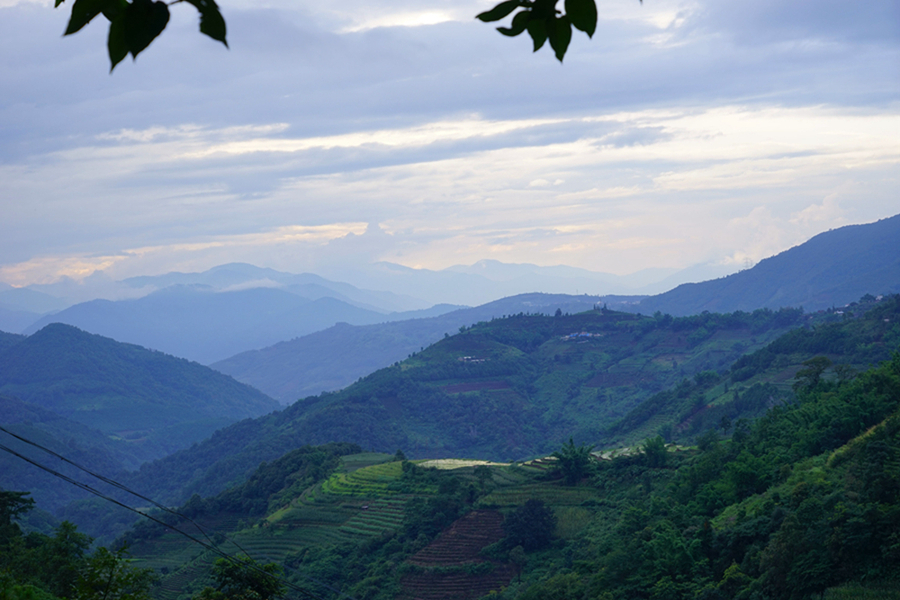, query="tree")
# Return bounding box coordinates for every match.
[58,0,638,70]
[508,545,526,582]
[641,435,667,468]
[73,546,155,600]
[503,499,557,551]
[55,0,227,71]
[792,356,832,393]
[474,465,493,490]
[194,556,284,600]
[0,490,35,527]
[477,0,641,62]
[552,438,595,485]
